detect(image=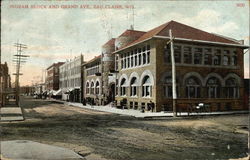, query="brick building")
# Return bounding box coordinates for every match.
[114,20,248,112]
[82,20,248,112]
[46,62,65,91]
